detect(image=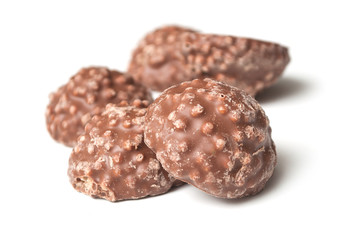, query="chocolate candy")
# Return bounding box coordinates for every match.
[144,78,276,199]
[68,104,175,201]
[128,26,290,96]
[46,67,153,147]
